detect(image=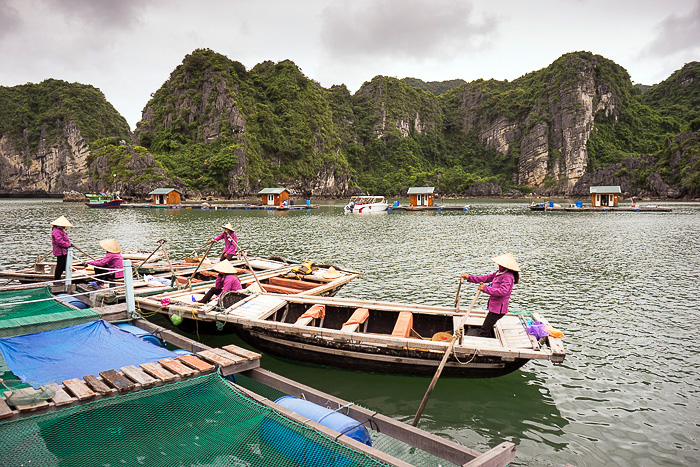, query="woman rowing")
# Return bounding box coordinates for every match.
[208,223,238,261]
